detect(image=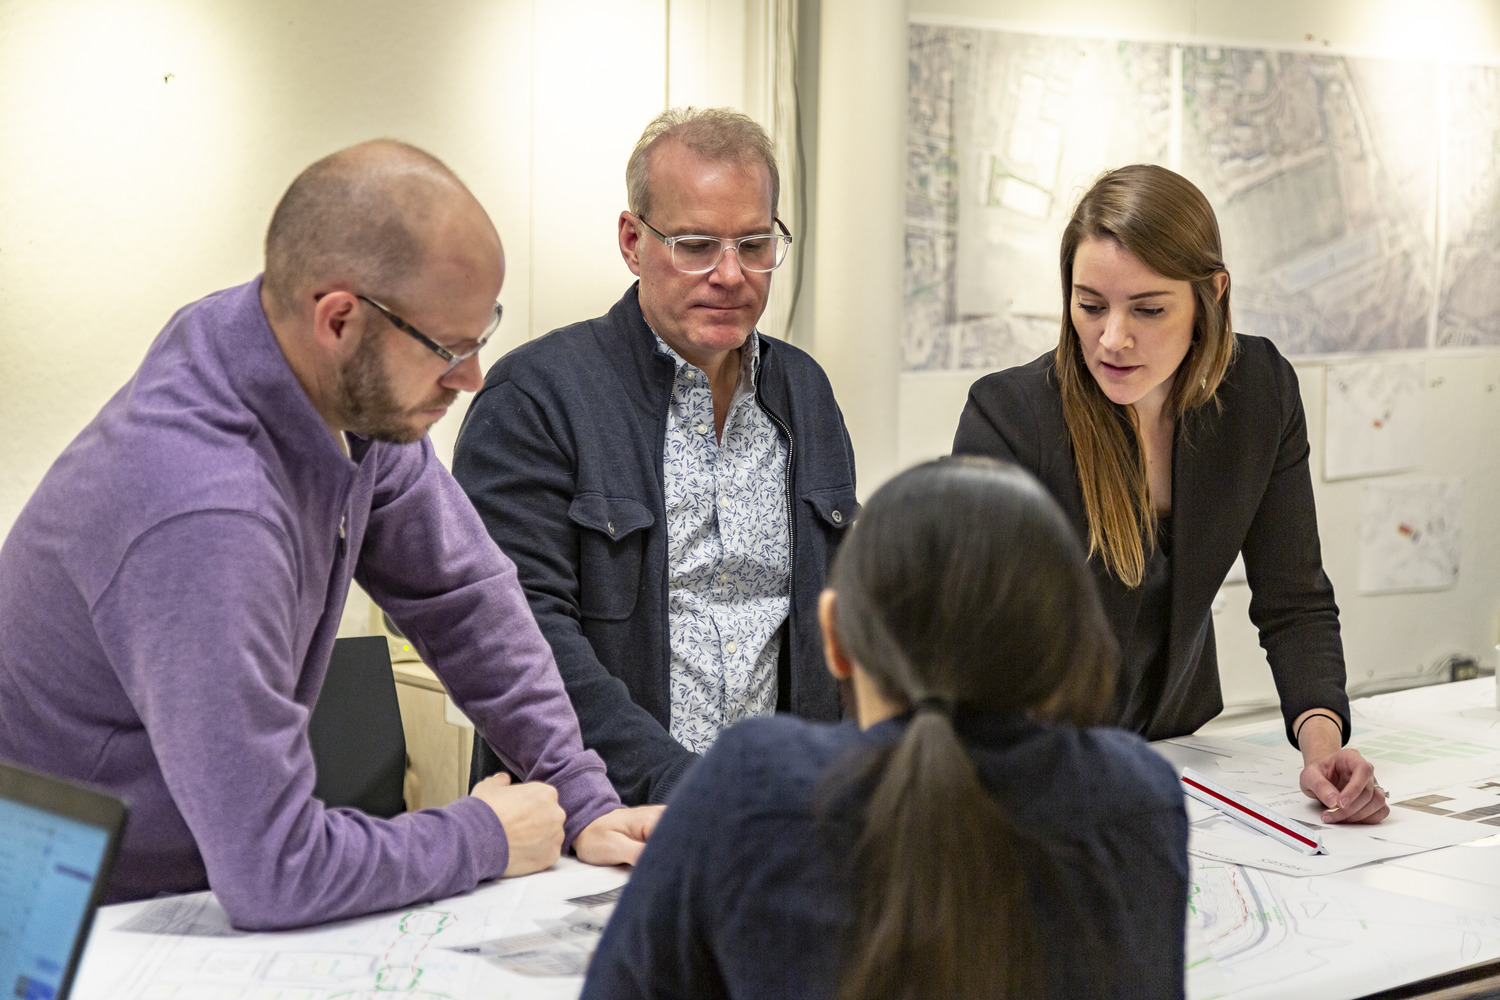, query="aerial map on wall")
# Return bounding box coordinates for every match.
[906,21,1499,370]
